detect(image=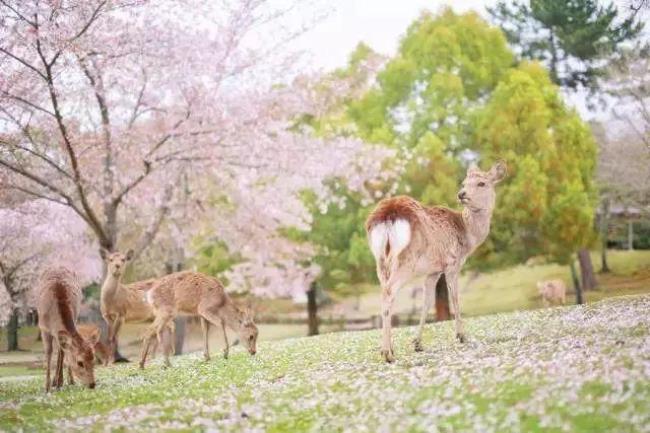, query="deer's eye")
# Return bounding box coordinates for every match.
[77,361,84,367]
[478,182,486,187]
